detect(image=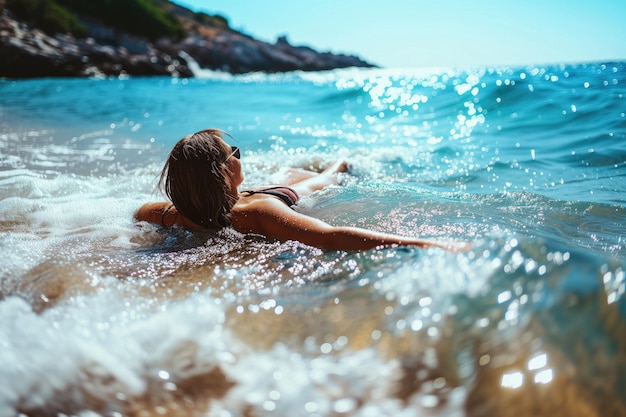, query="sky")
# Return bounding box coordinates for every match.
[172,0,626,69]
